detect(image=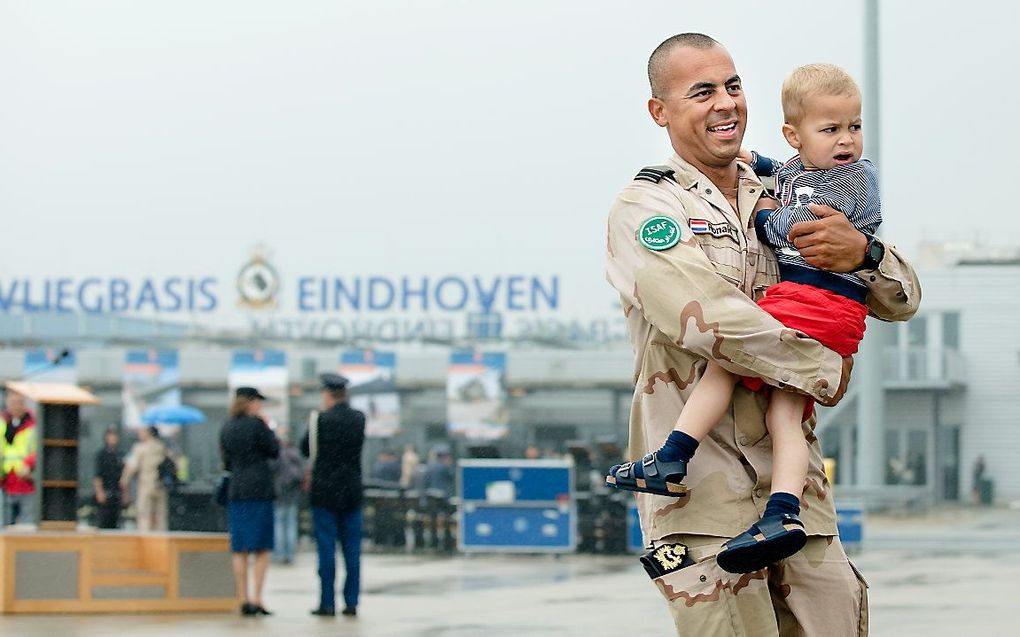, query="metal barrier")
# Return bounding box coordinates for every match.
[363,483,457,553]
[362,480,639,555]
